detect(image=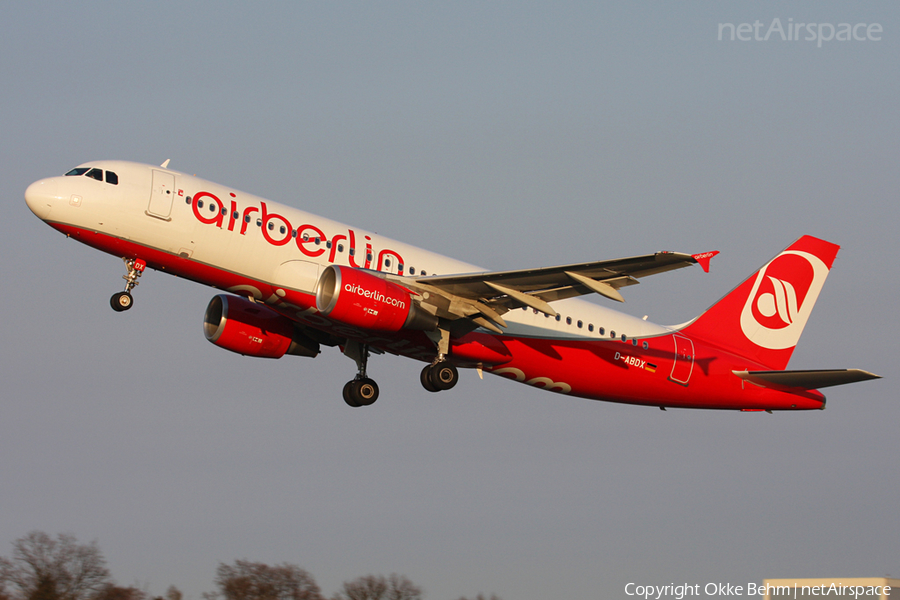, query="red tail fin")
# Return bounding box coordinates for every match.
[680,236,840,370]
